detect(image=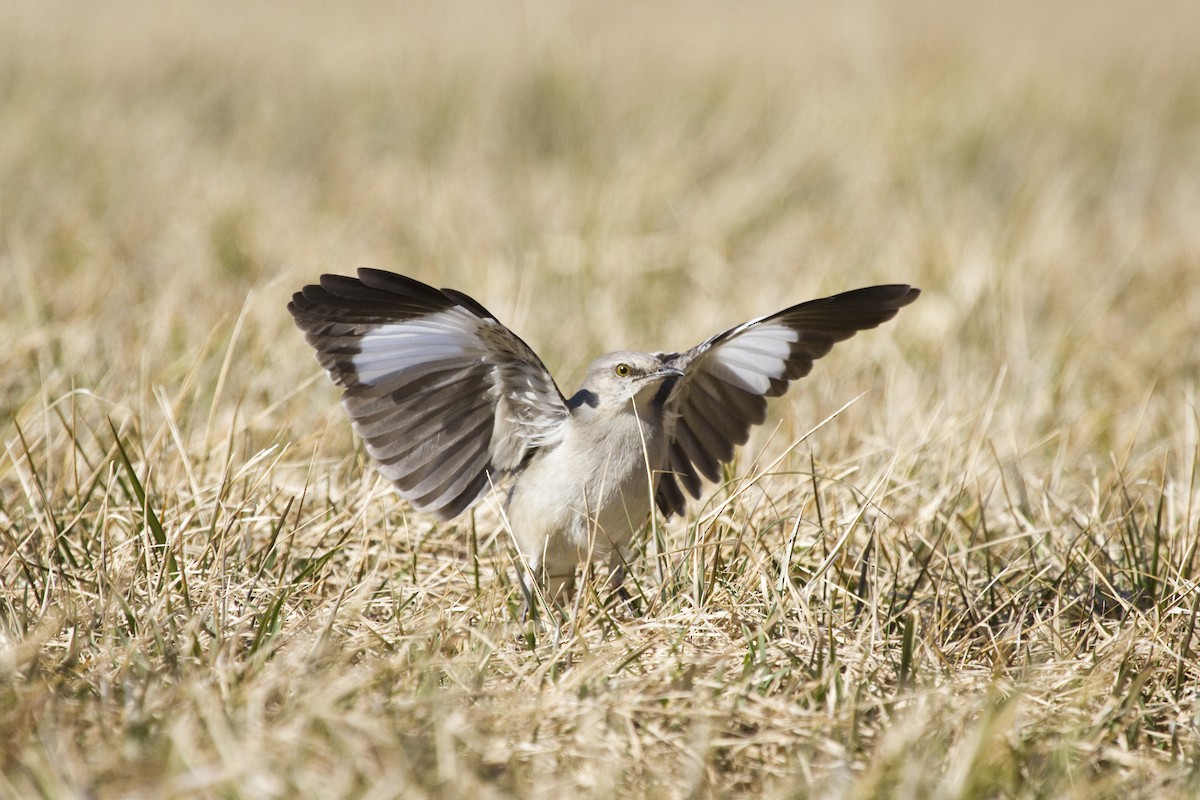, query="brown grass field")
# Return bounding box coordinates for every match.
[2,1,1200,797]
